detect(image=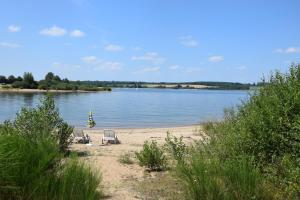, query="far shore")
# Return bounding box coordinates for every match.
[72,125,204,199]
[0,88,109,93]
